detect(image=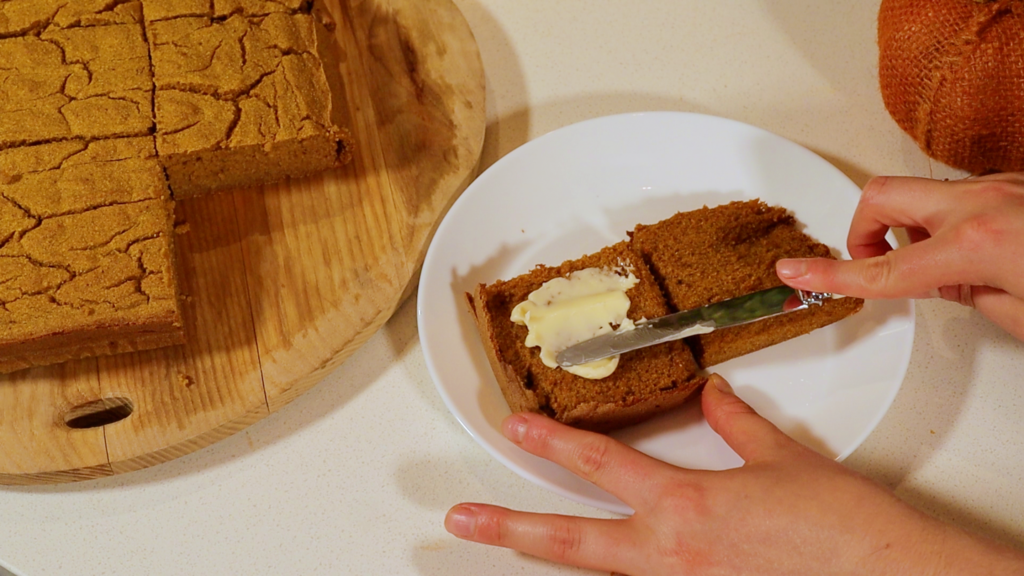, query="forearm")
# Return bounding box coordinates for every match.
[874,517,1024,576]
[839,493,1024,576]
[934,526,1024,576]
